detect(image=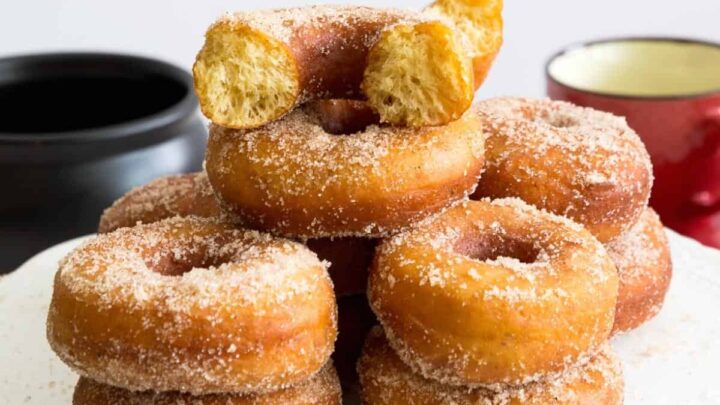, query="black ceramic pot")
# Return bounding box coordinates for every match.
[0,53,207,271]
